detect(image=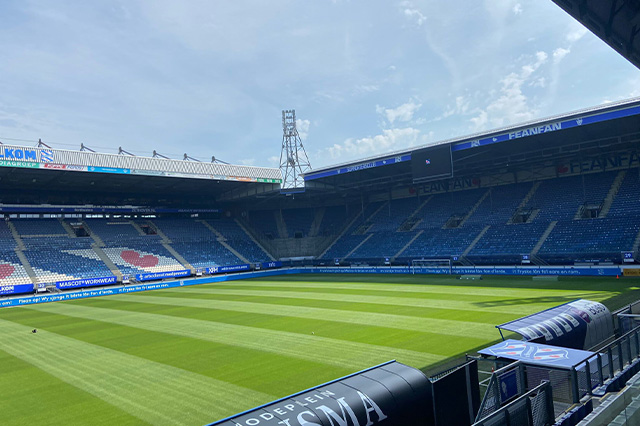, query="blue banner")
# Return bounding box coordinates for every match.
[0,206,219,214]
[304,154,412,181]
[452,104,640,152]
[55,276,117,290]
[261,261,282,269]
[135,269,190,282]
[207,264,251,274]
[0,283,34,296]
[87,166,131,174]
